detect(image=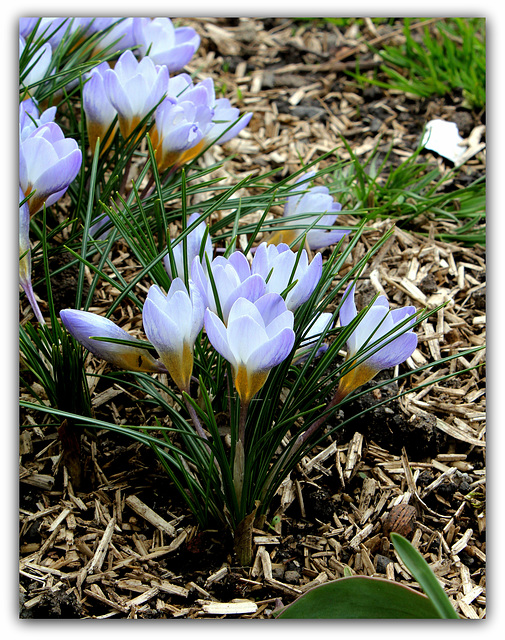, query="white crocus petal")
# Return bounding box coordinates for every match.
[204,309,237,366]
